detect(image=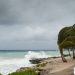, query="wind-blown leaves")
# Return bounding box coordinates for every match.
[58,24,75,49]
